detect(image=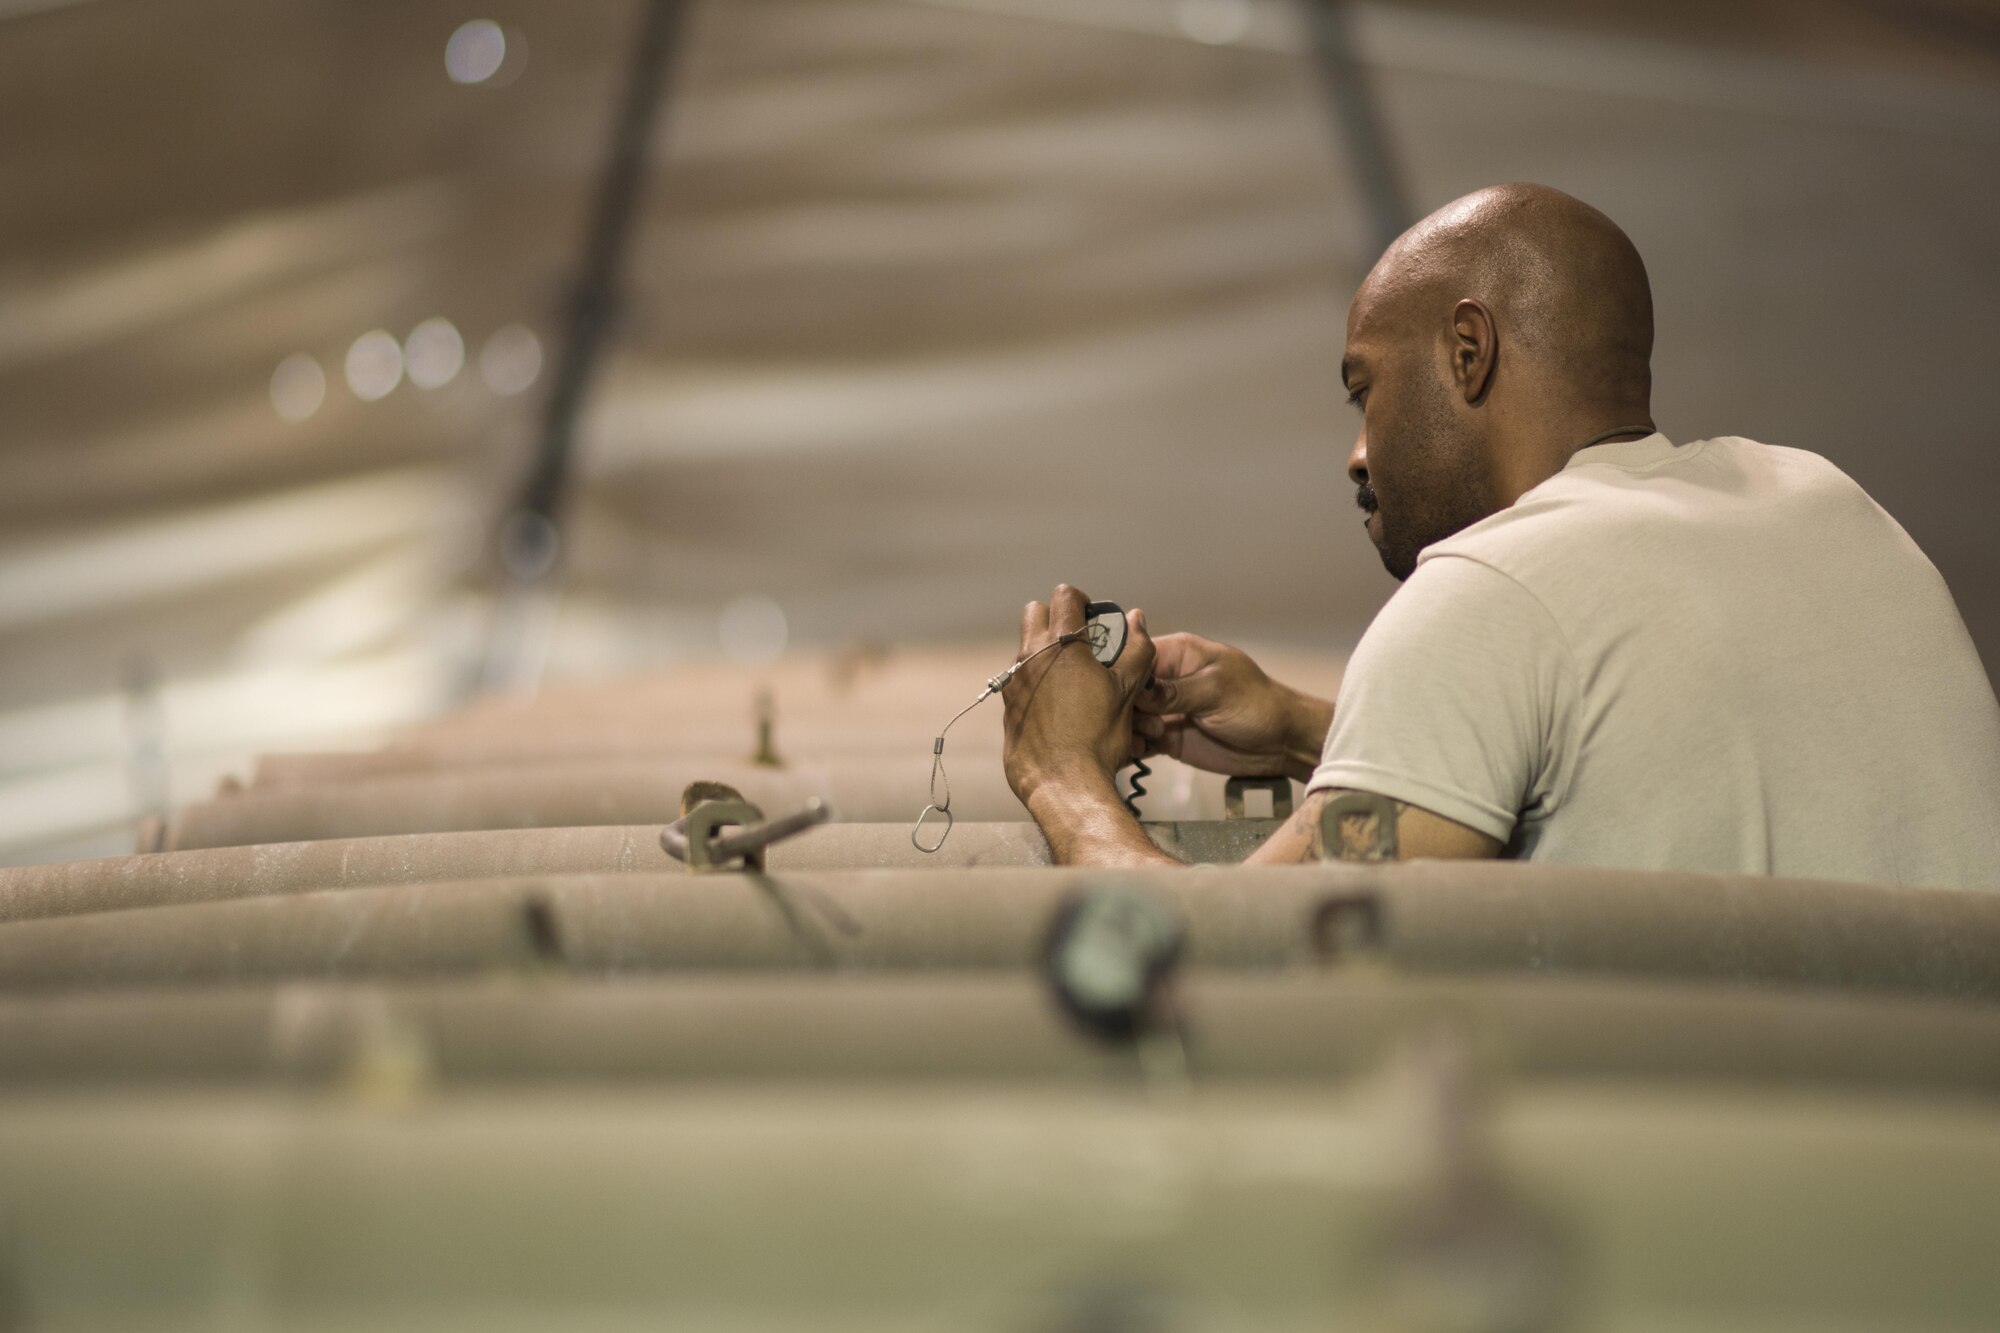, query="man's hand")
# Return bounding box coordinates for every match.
[1000,585,1175,868]
[1001,585,1154,807]
[1134,633,1334,784]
